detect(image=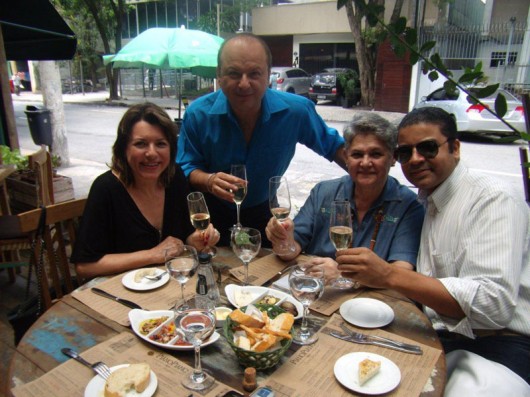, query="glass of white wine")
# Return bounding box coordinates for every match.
[288,264,324,345]
[187,191,217,257]
[269,176,296,255]
[329,200,356,289]
[230,164,247,228]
